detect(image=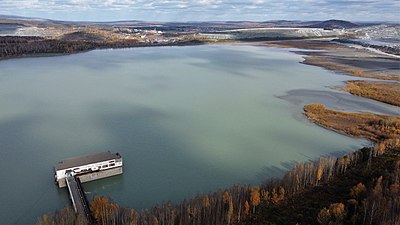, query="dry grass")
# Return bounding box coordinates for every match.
[304,104,400,150]
[342,80,400,106]
[261,40,400,81]
[302,57,400,80]
[260,40,349,50]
